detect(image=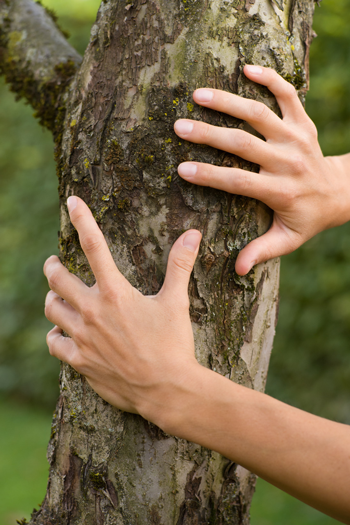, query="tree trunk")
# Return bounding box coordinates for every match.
[1,0,315,523]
